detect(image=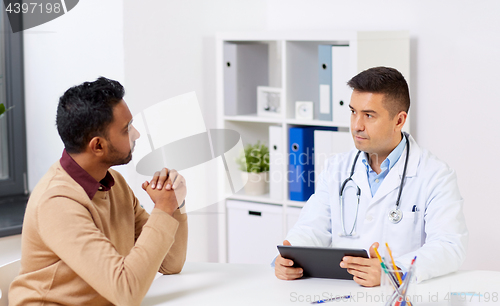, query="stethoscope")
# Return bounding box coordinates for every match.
[339,133,410,237]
